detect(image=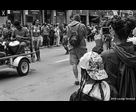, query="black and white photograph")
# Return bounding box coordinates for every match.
[0,10,136,101]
